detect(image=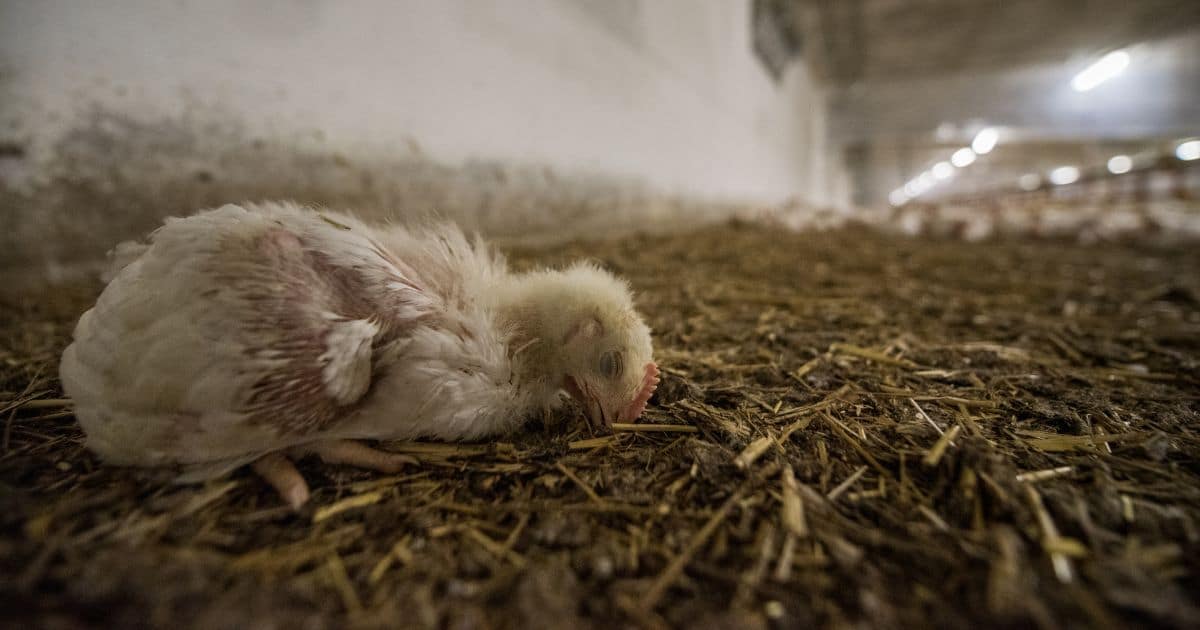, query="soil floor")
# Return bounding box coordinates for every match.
[2,223,1199,629]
